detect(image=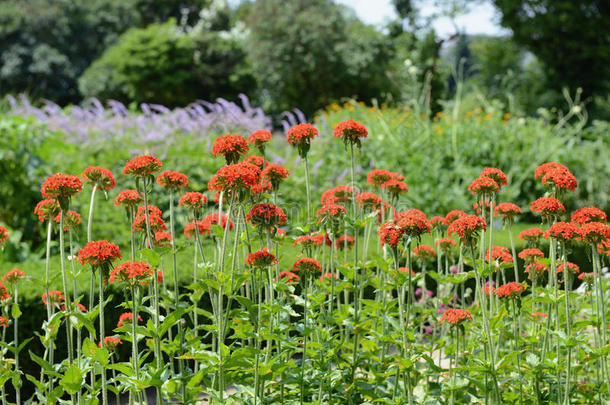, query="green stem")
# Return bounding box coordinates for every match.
[304,156,312,225]
[300,278,309,405]
[99,268,107,405]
